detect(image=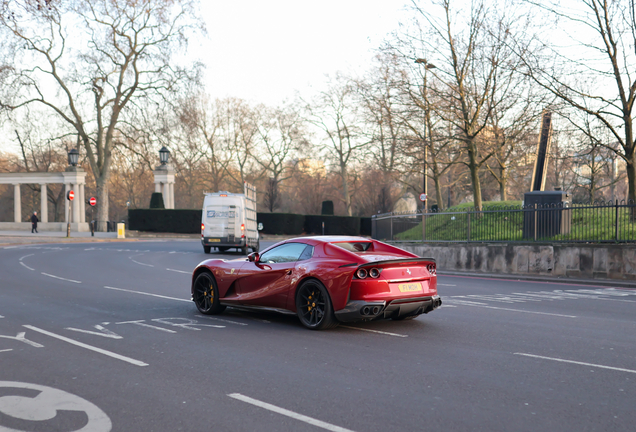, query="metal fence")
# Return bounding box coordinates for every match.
[371,200,636,243]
